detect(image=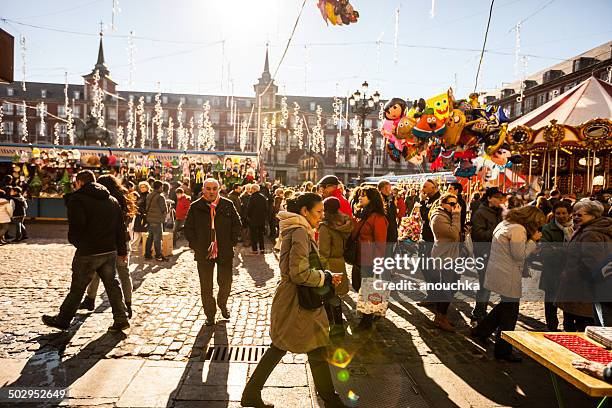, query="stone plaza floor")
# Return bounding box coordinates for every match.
[0,223,604,407]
